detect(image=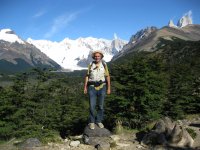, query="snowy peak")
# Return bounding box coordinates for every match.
[1,29,15,34]
[27,37,127,70]
[111,34,127,55]
[168,20,177,28]
[168,11,193,28]
[0,29,24,44]
[177,11,193,27]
